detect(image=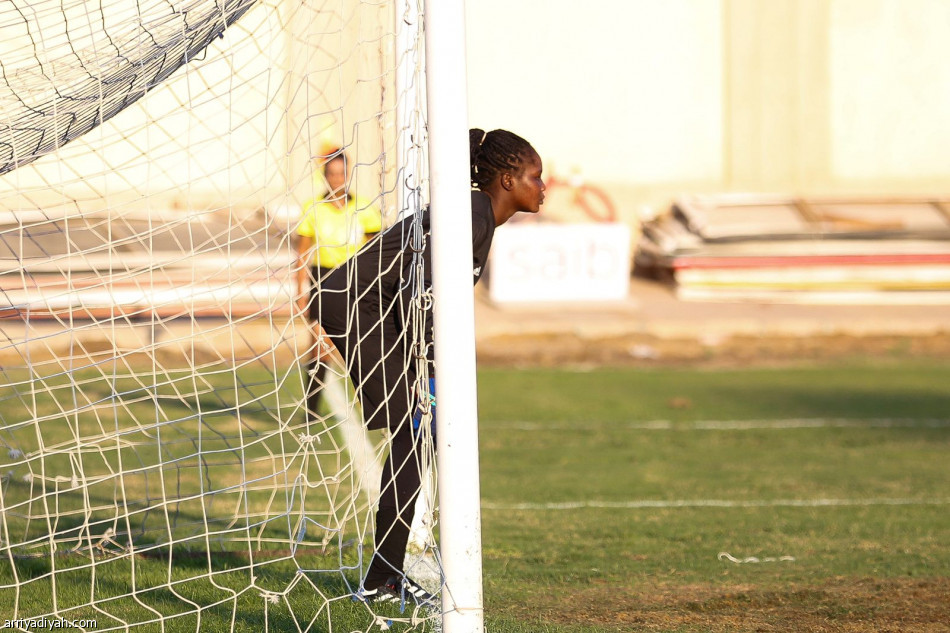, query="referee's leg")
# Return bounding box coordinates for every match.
[304,267,335,421]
